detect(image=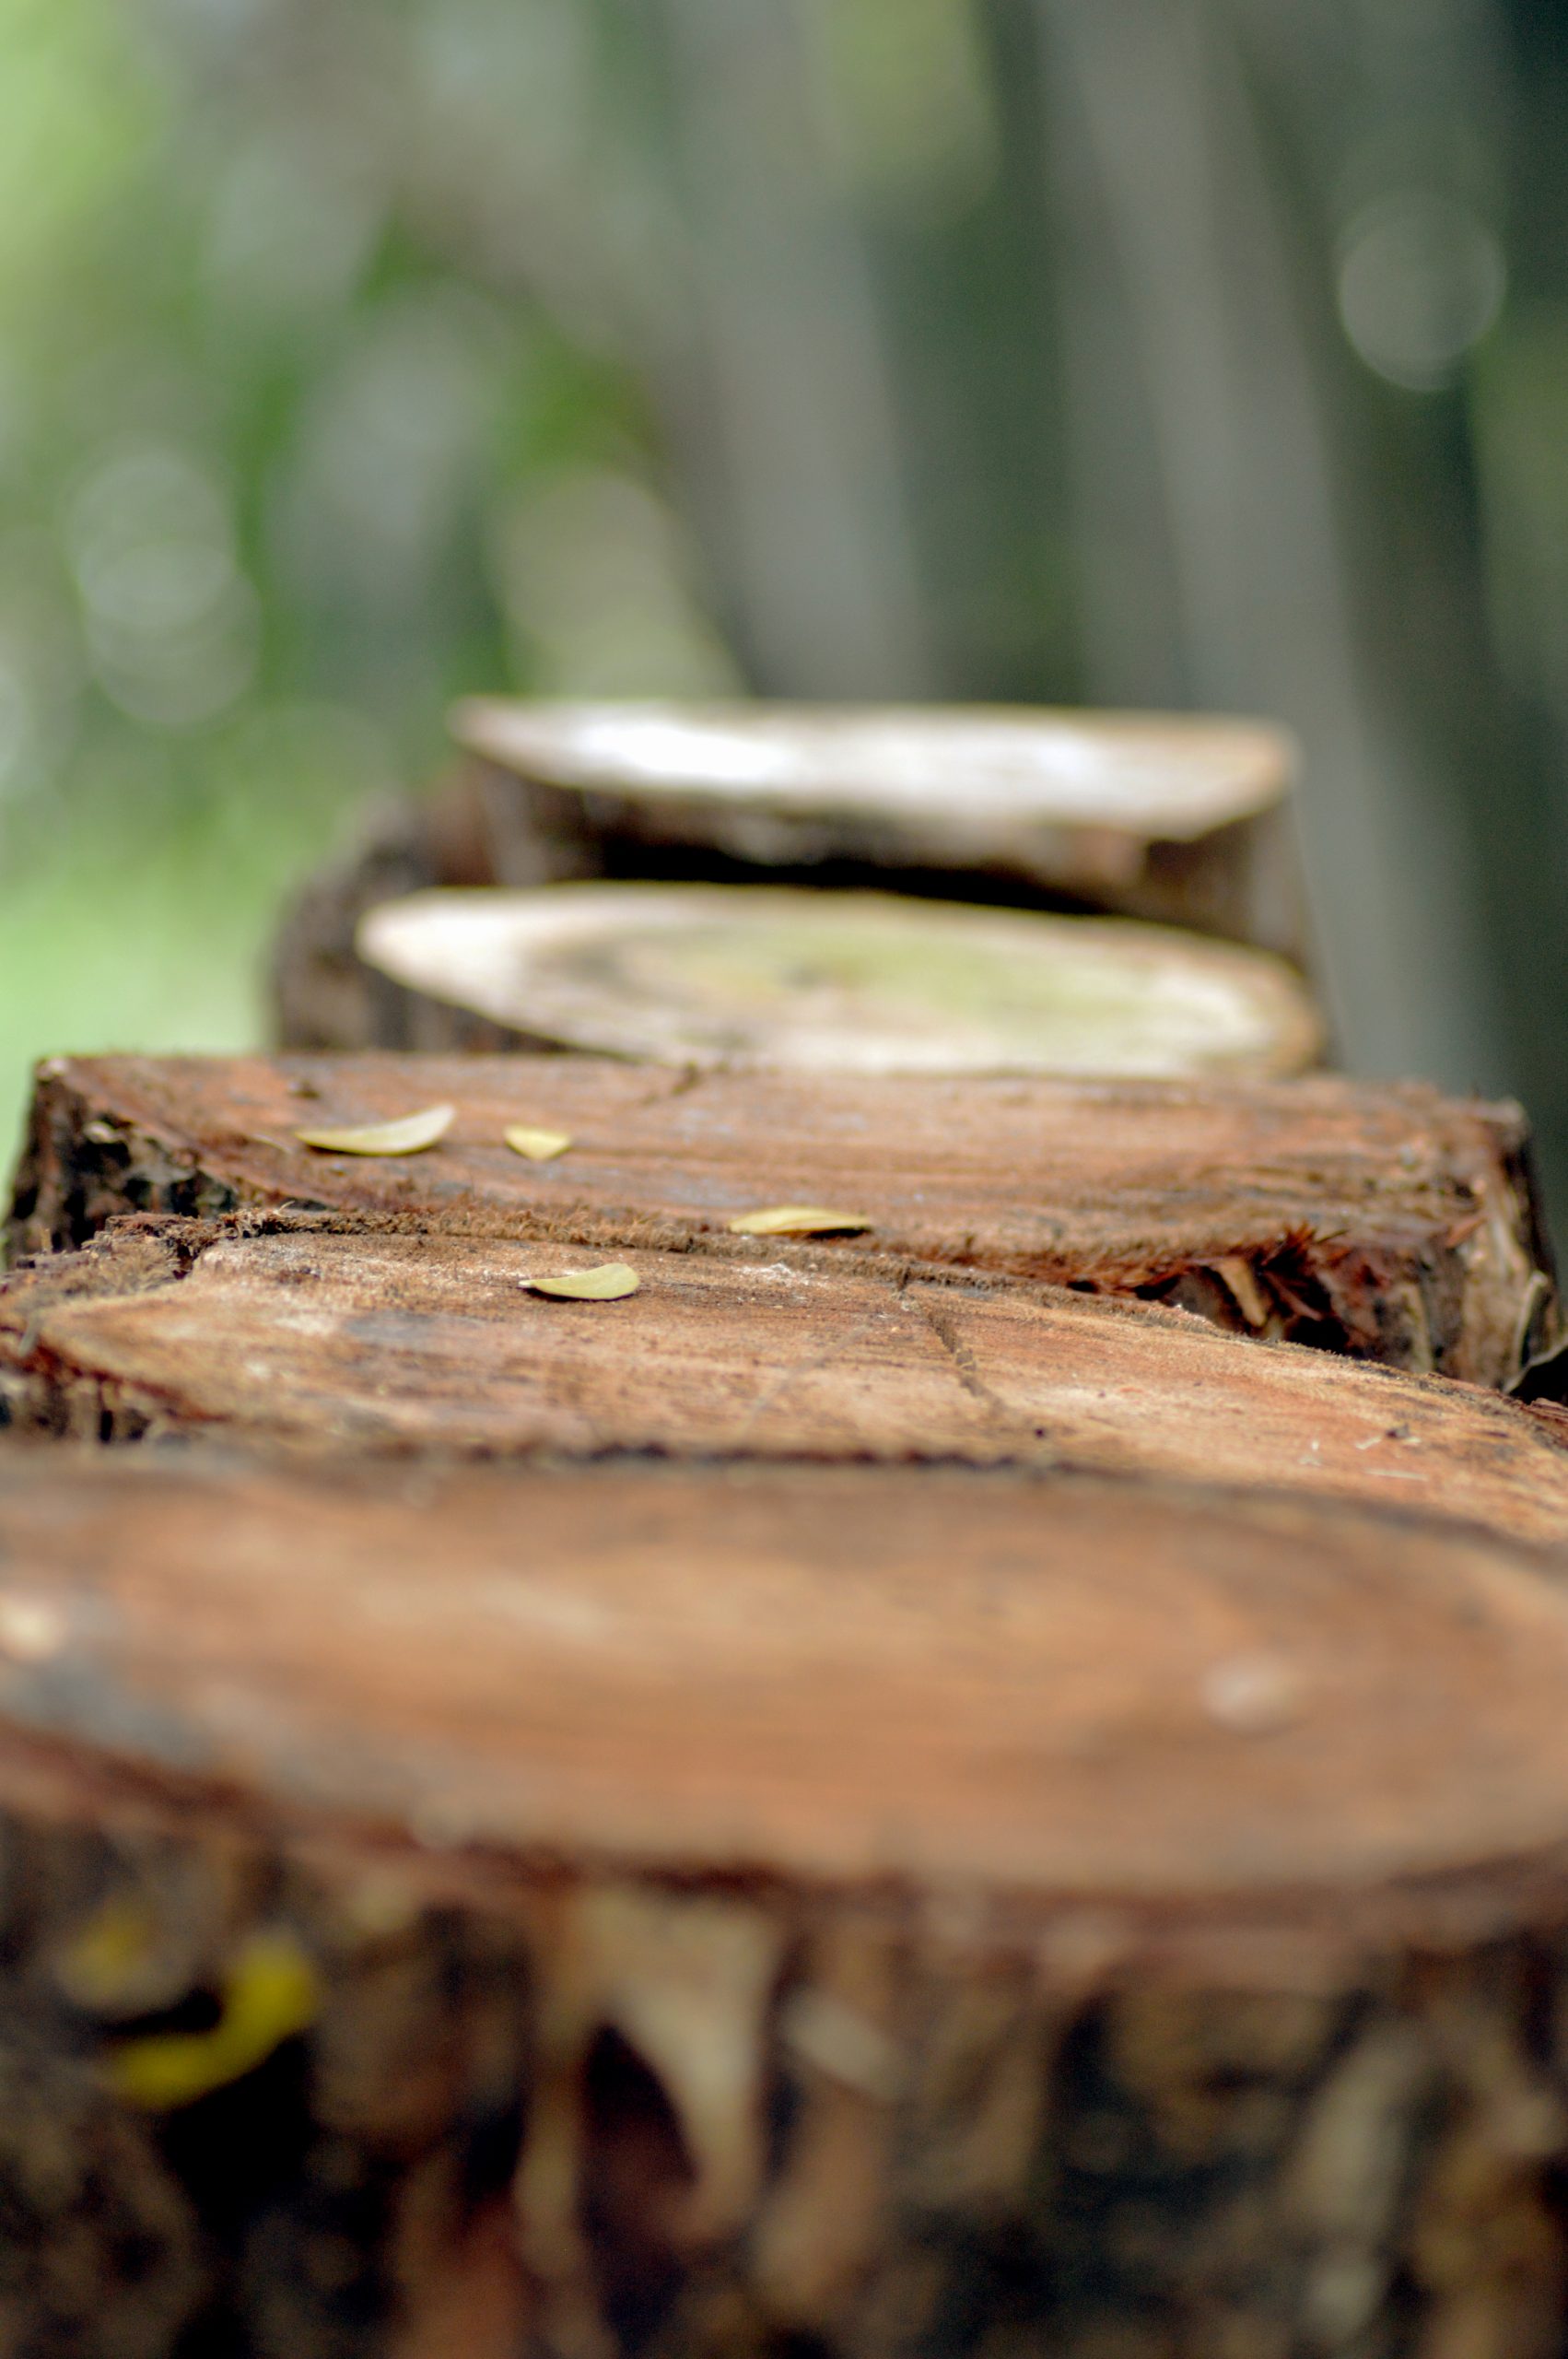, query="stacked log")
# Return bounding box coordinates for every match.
[6,1195,1568,1538]
[446,698,1310,958]
[6,705,1568,2355]
[347,884,1322,1083]
[9,1052,1552,1383]
[4,1450,1568,2355]
[273,702,1309,1056]
[1,1045,1566,2356]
